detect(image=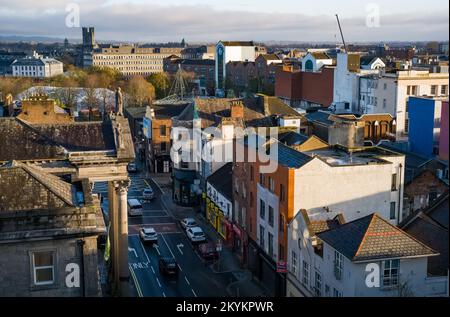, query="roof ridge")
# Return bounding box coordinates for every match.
[20,163,75,207]
[353,214,377,259]
[375,214,439,255]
